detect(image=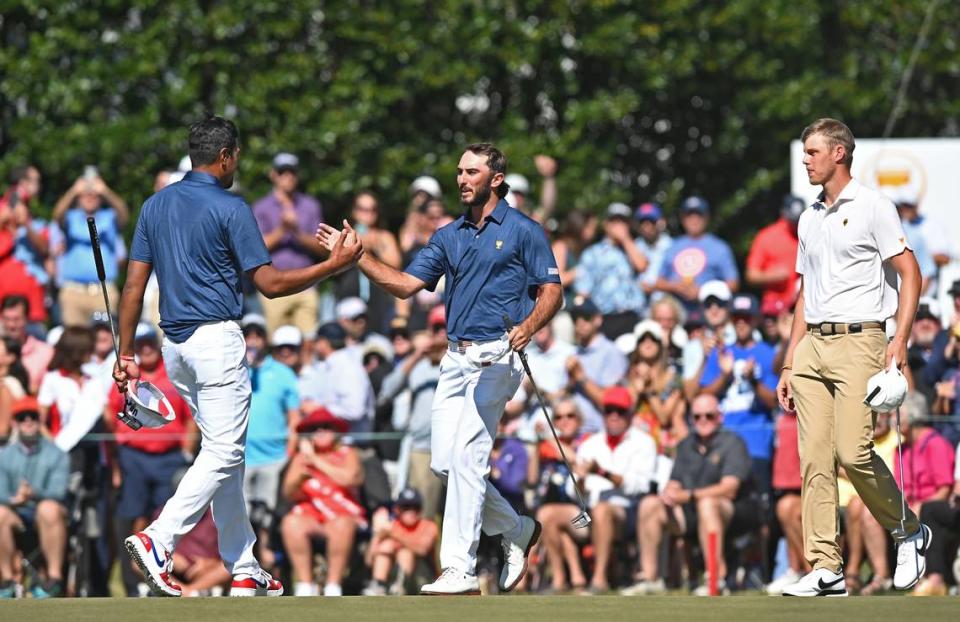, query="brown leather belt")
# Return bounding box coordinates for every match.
[806,321,885,336]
